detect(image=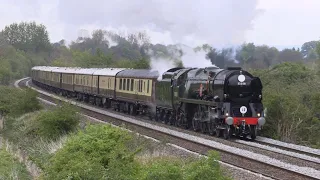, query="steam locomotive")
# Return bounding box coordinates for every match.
[31,65,265,140]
